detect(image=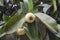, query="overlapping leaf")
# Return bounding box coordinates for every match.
[0,13,25,37]
[35,12,58,33]
[24,21,40,40]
